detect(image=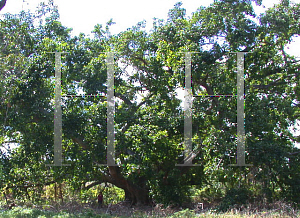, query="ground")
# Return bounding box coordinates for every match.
[0,200,299,217]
